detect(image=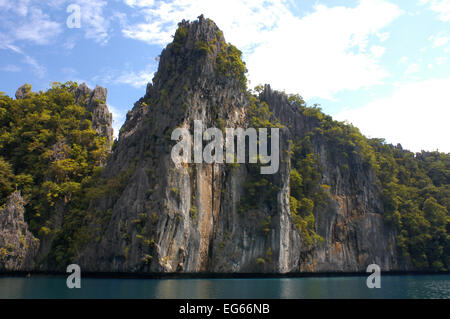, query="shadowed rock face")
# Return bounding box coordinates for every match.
[77,16,249,272]
[15,84,31,100]
[0,192,39,271]
[73,16,411,273]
